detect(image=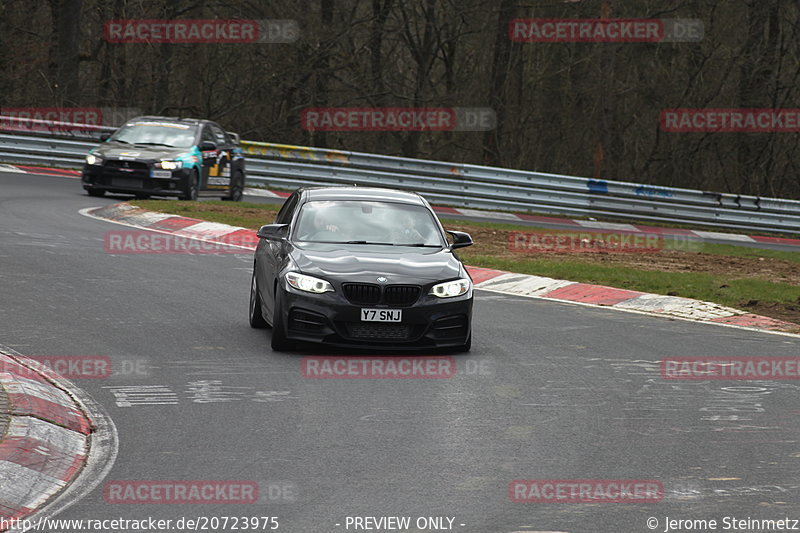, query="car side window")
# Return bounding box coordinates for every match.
[210,124,228,146]
[275,194,299,224]
[200,125,216,147]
